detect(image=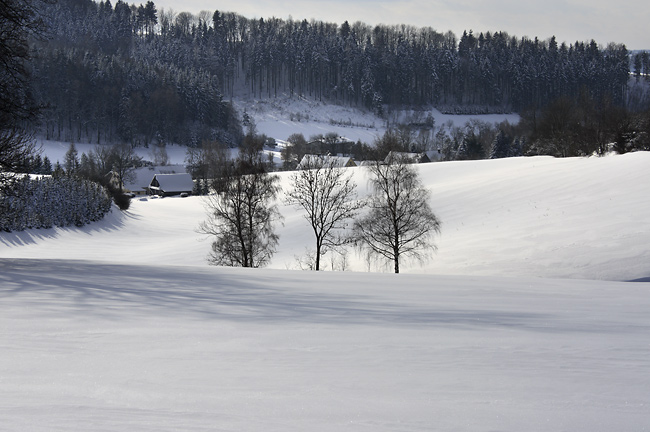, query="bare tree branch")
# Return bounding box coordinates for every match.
[286,155,363,271]
[353,155,441,273]
[199,153,282,268]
